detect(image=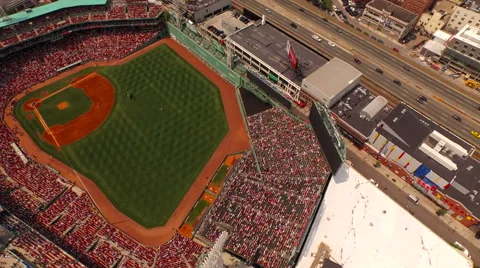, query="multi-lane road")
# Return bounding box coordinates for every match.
[235,0,480,148]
